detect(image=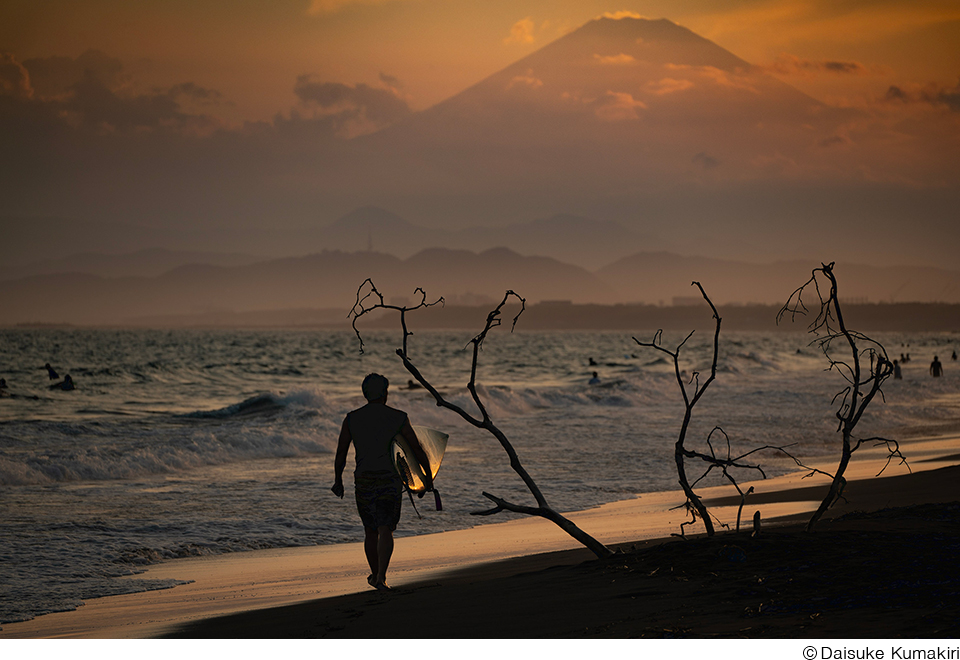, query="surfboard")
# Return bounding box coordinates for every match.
[392,426,448,494]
